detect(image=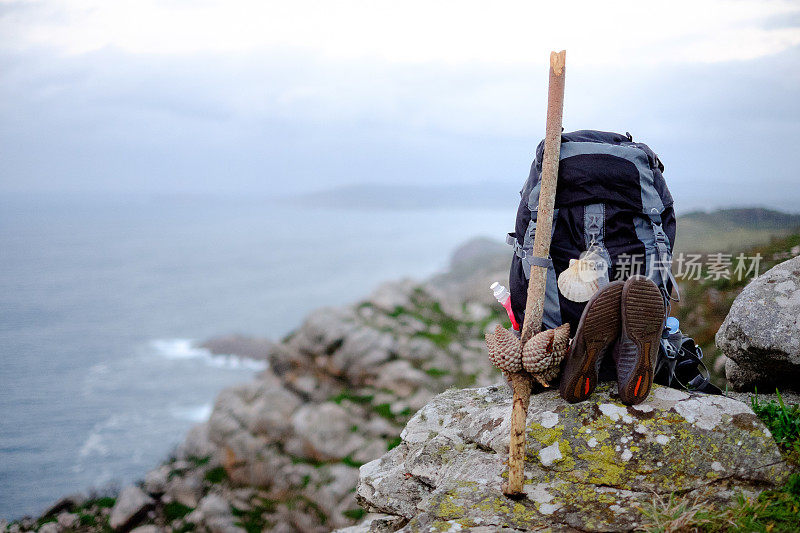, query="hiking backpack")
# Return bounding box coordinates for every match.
[507,129,721,394]
[507,129,677,333]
